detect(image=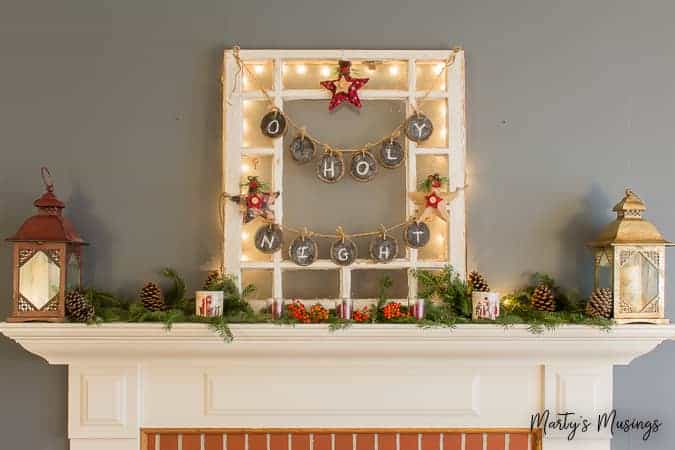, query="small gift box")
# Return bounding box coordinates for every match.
[472,291,501,320]
[196,291,224,317]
